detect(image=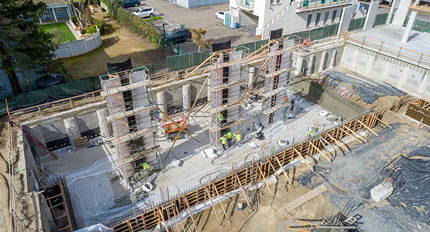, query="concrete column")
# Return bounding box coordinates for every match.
[363,0,380,30]
[39,17,42,24]
[96,108,112,139]
[401,11,417,43]
[182,84,191,113]
[387,0,400,24]
[319,51,328,72]
[295,56,304,76]
[308,55,316,74]
[330,51,338,68]
[64,117,80,151]
[157,91,167,113]
[248,66,256,87]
